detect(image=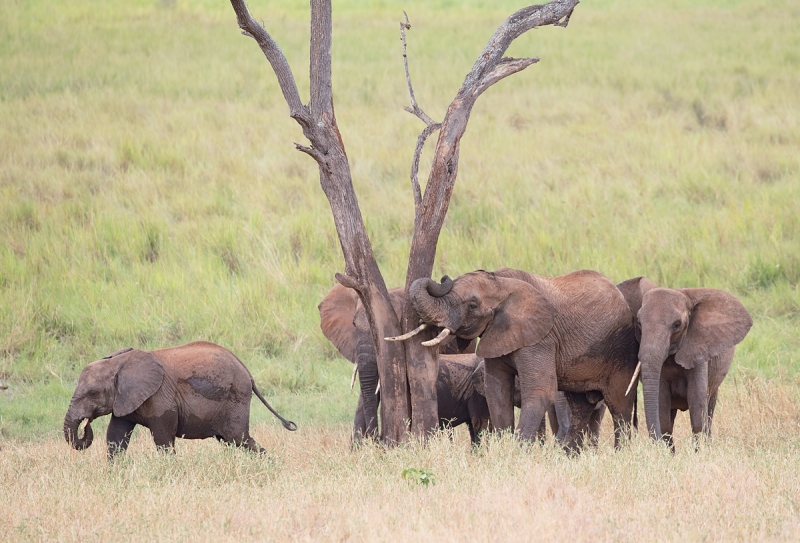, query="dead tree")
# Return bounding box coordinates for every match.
[228,0,579,444]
